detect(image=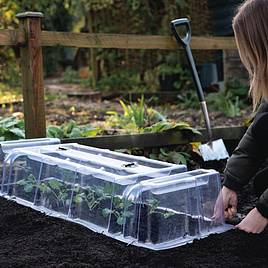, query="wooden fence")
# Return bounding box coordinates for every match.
[0,12,242,149]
